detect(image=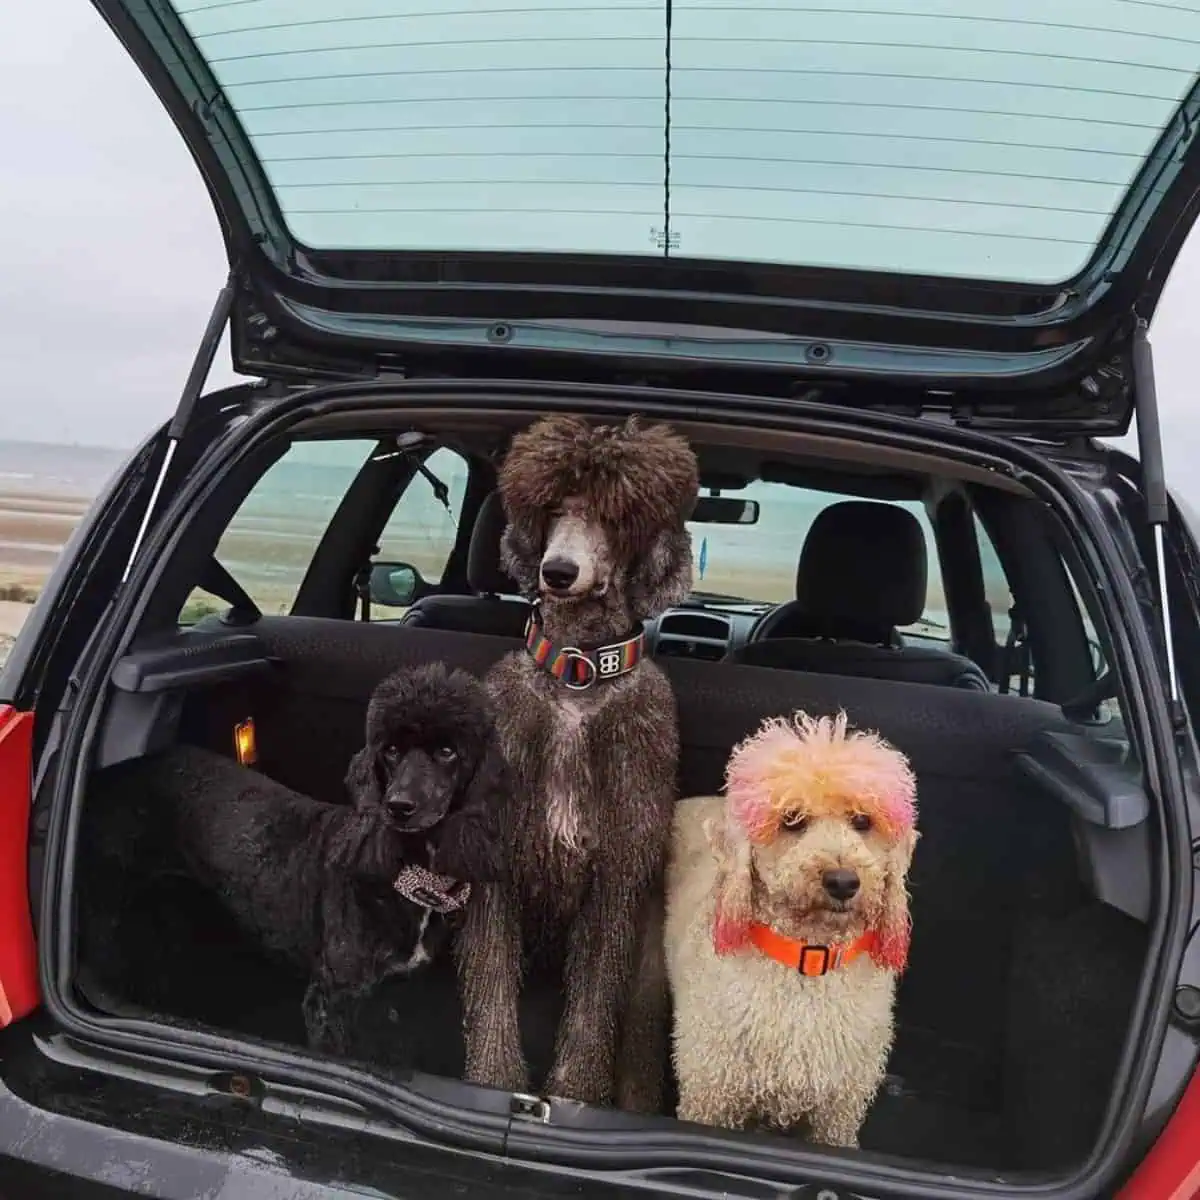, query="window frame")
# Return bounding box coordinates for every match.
[292,439,484,620]
[172,434,485,625]
[370,444,476,594]
[970,485,1096,704]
